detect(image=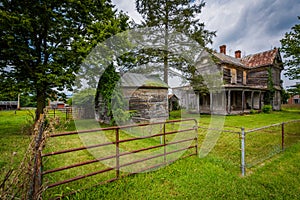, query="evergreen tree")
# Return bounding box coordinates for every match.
[280,16,300,80]
[0,0,129,120]
[135,0,216,84]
